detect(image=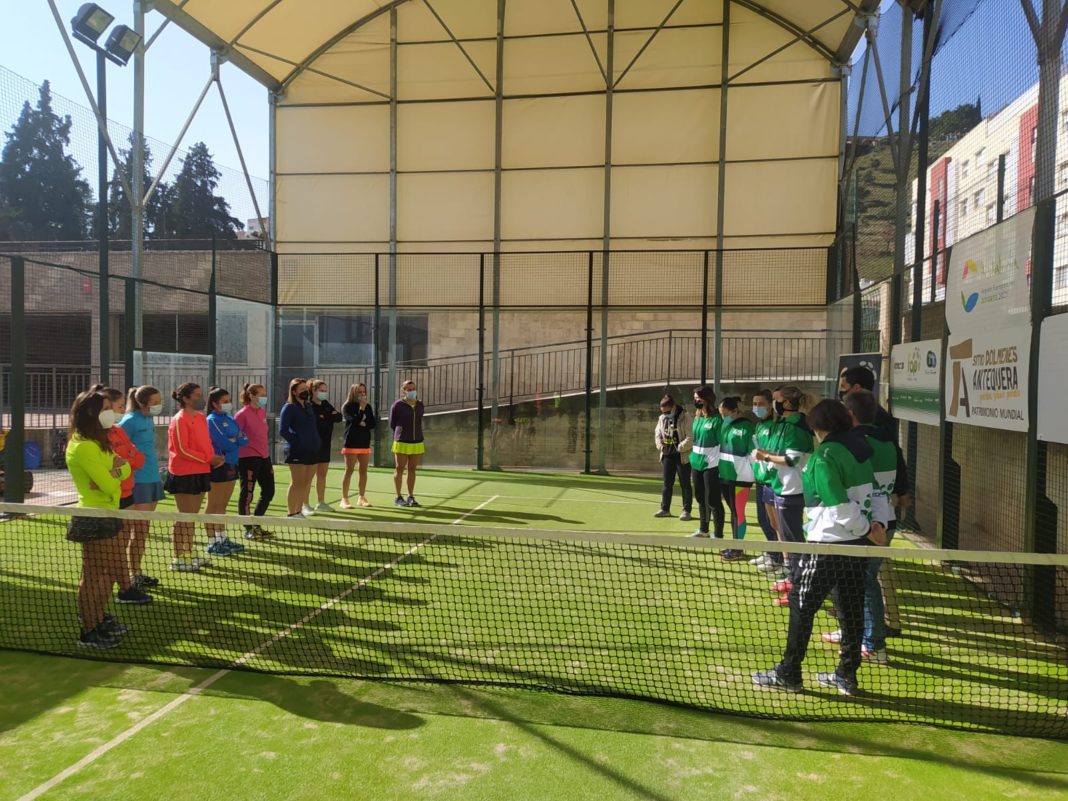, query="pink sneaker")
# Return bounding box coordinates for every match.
[771,579,792,594]
[773,593,791,607]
